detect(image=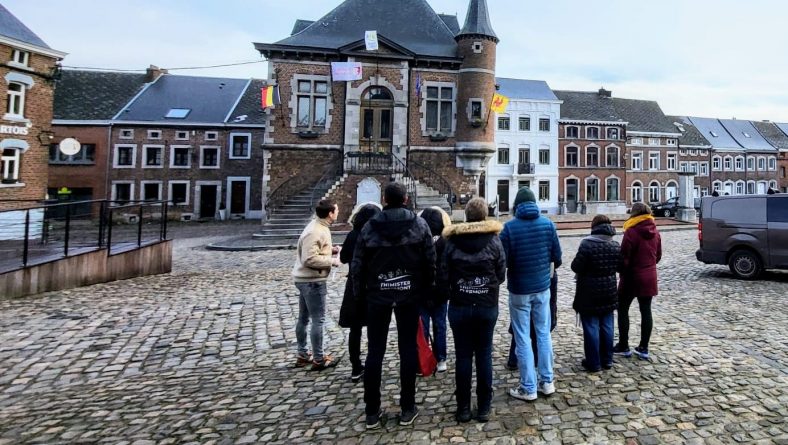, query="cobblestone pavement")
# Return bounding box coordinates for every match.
[1,227,787,444]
